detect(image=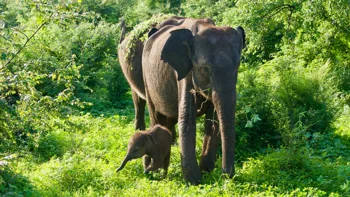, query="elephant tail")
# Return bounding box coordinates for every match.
[119,18,127,44]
